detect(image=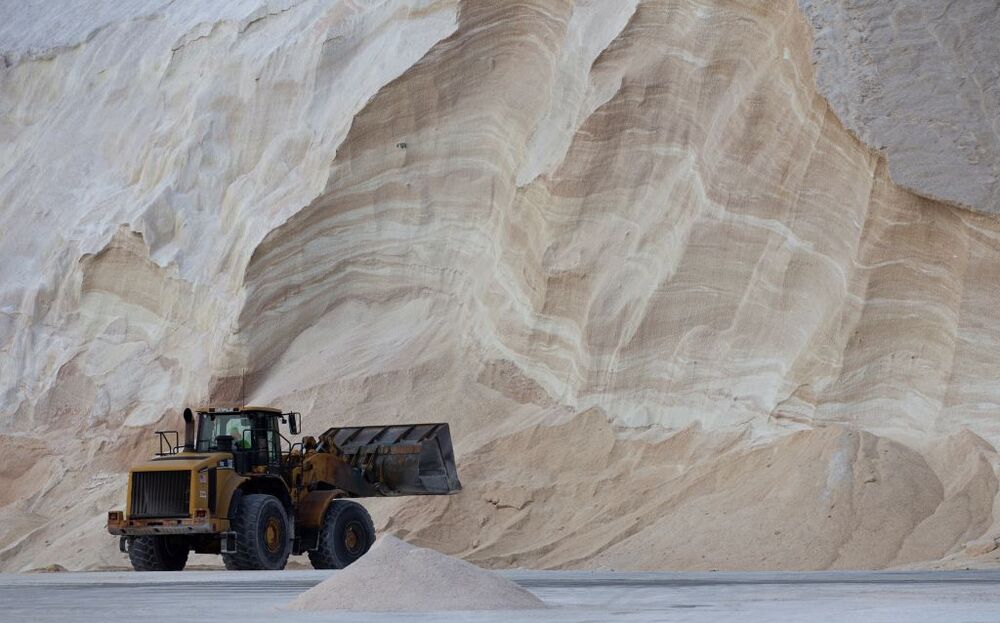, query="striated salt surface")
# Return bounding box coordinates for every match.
[6,0,1000,575]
